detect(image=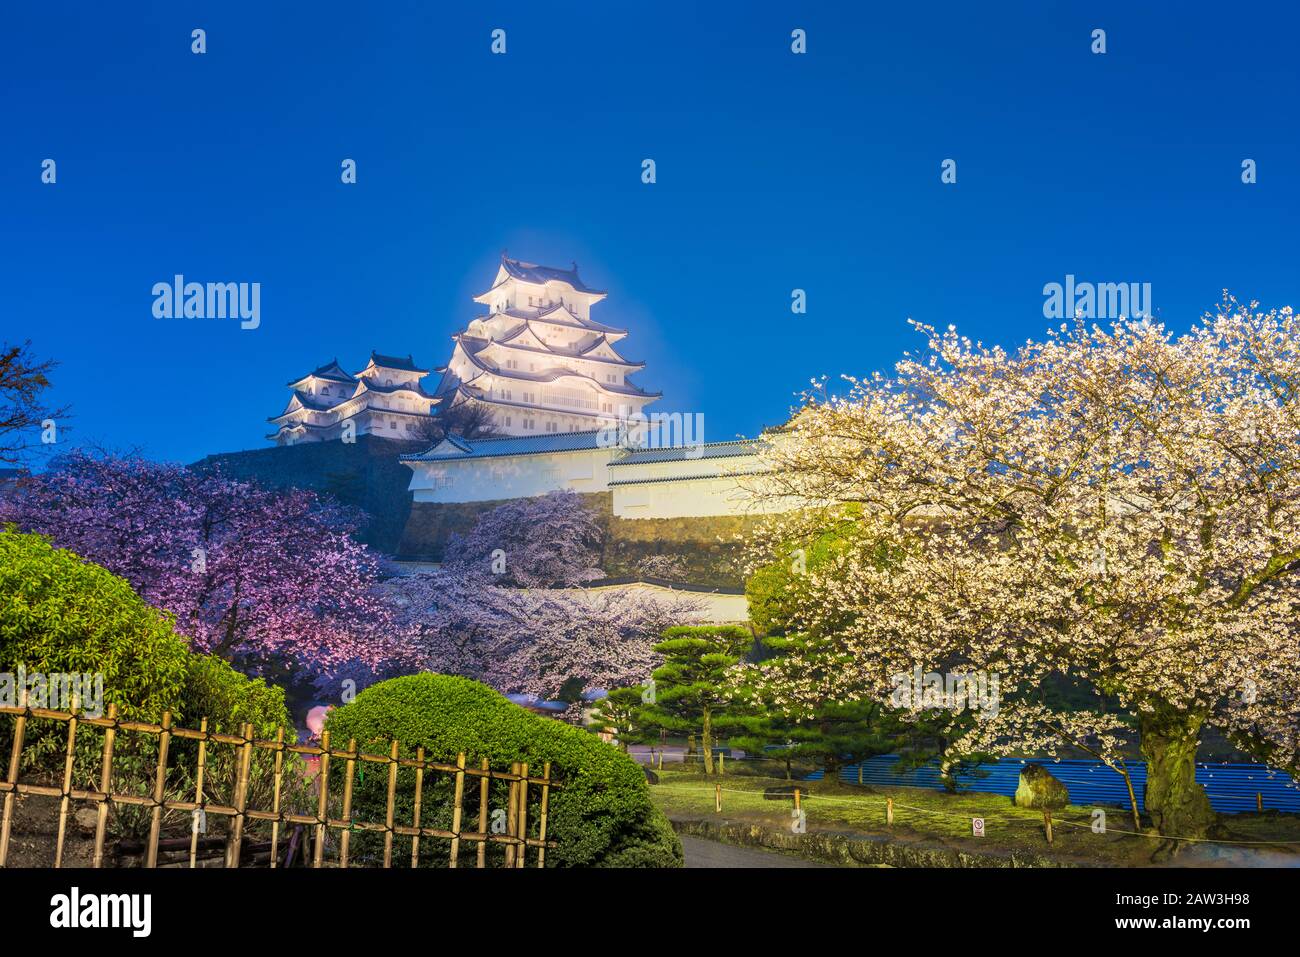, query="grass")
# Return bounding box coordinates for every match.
[646,766,1300,867]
